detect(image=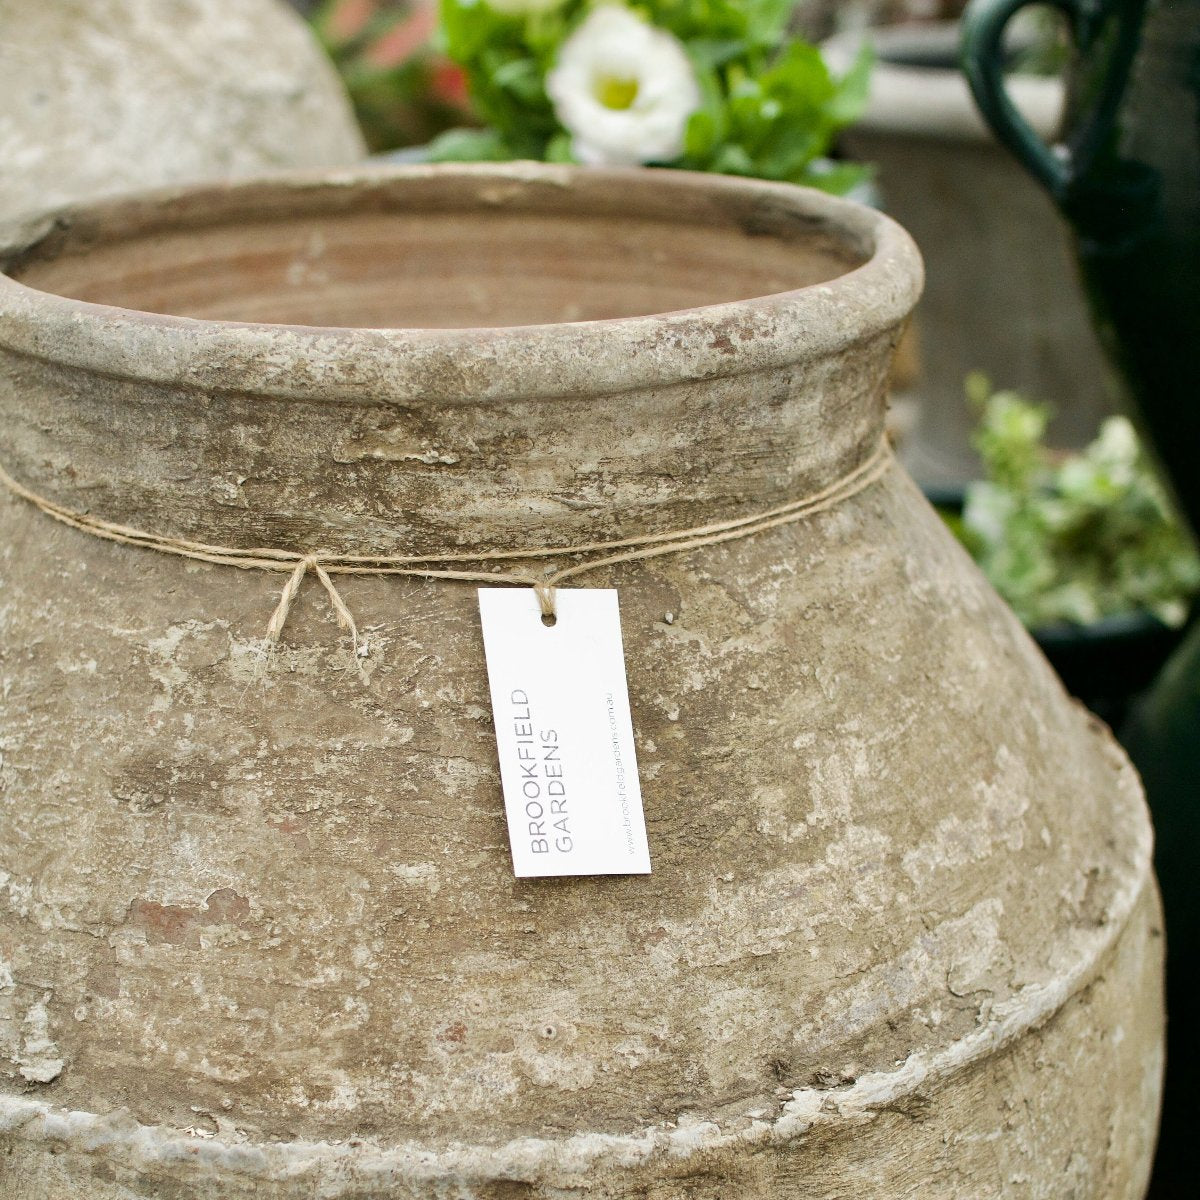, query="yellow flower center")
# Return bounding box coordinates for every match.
[593,74,639,110]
